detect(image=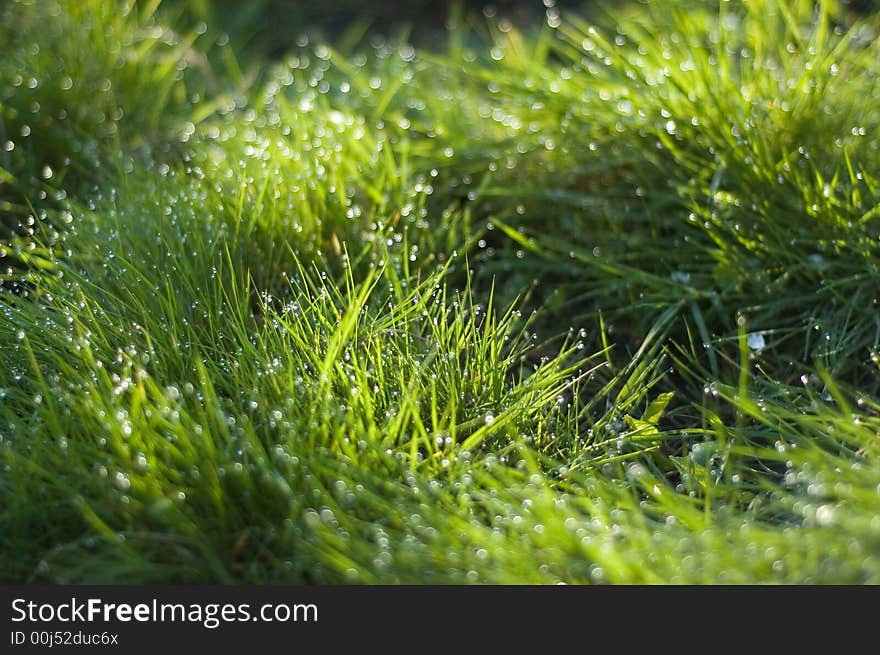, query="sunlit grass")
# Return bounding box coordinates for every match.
[1,0,879,583]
